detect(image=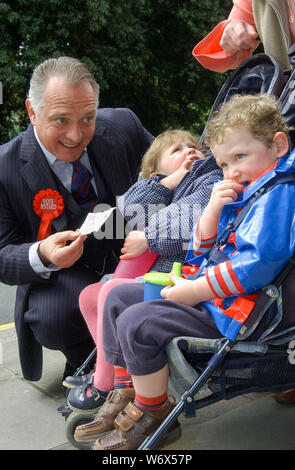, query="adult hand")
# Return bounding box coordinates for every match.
[38,230,86,268]
[220,19,259,54]
[120,230,148,259]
